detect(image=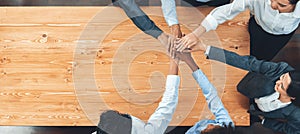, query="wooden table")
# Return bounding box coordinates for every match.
[0,6,251,126]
